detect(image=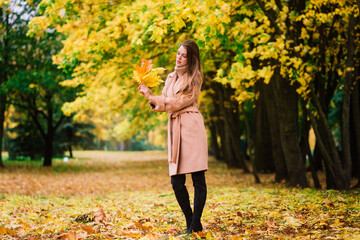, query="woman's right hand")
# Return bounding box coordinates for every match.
[138,84,152,99]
